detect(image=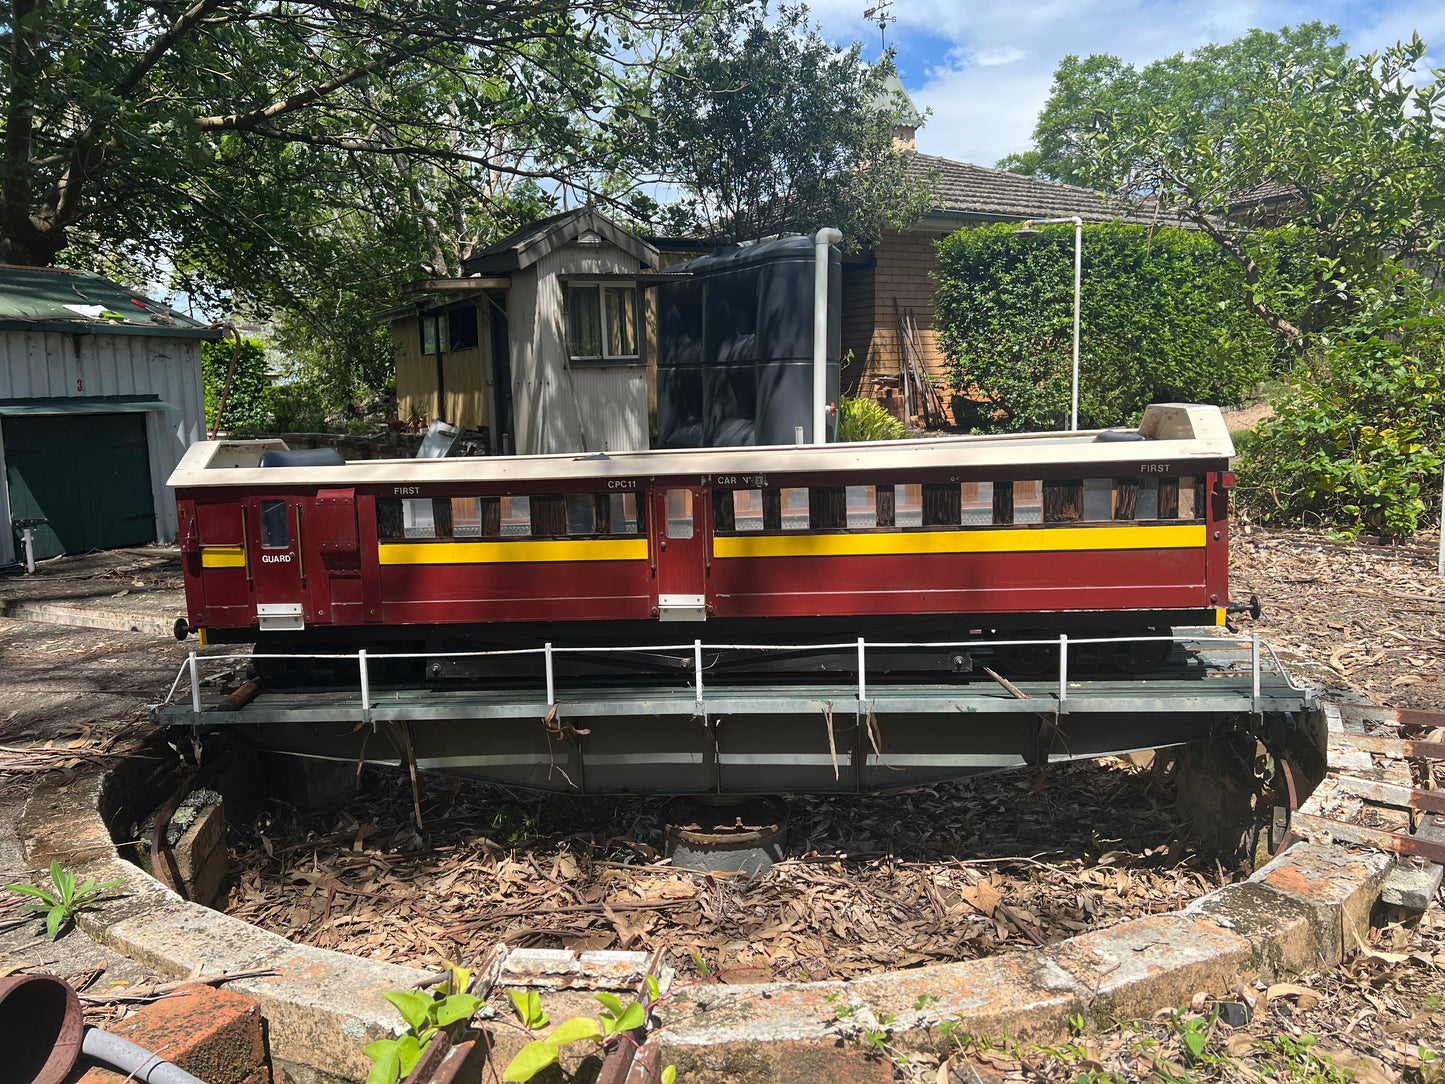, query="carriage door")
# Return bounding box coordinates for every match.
[653,486,708,621]
[248,497,306,631]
